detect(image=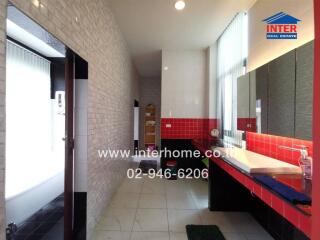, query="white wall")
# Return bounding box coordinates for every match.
[207,45,218,119]
[161,50,208,118]
[247,0,314,71]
